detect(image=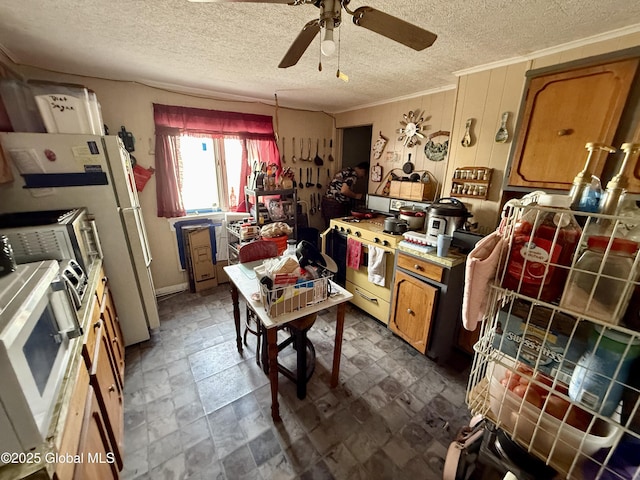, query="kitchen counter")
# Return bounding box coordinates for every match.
[396,241,466,268]
[0,260,103,480]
